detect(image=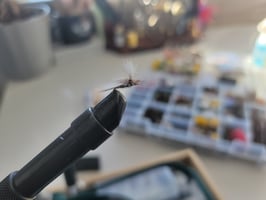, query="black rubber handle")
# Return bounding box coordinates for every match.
[0,90,126,200]
[0,173,22,200]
